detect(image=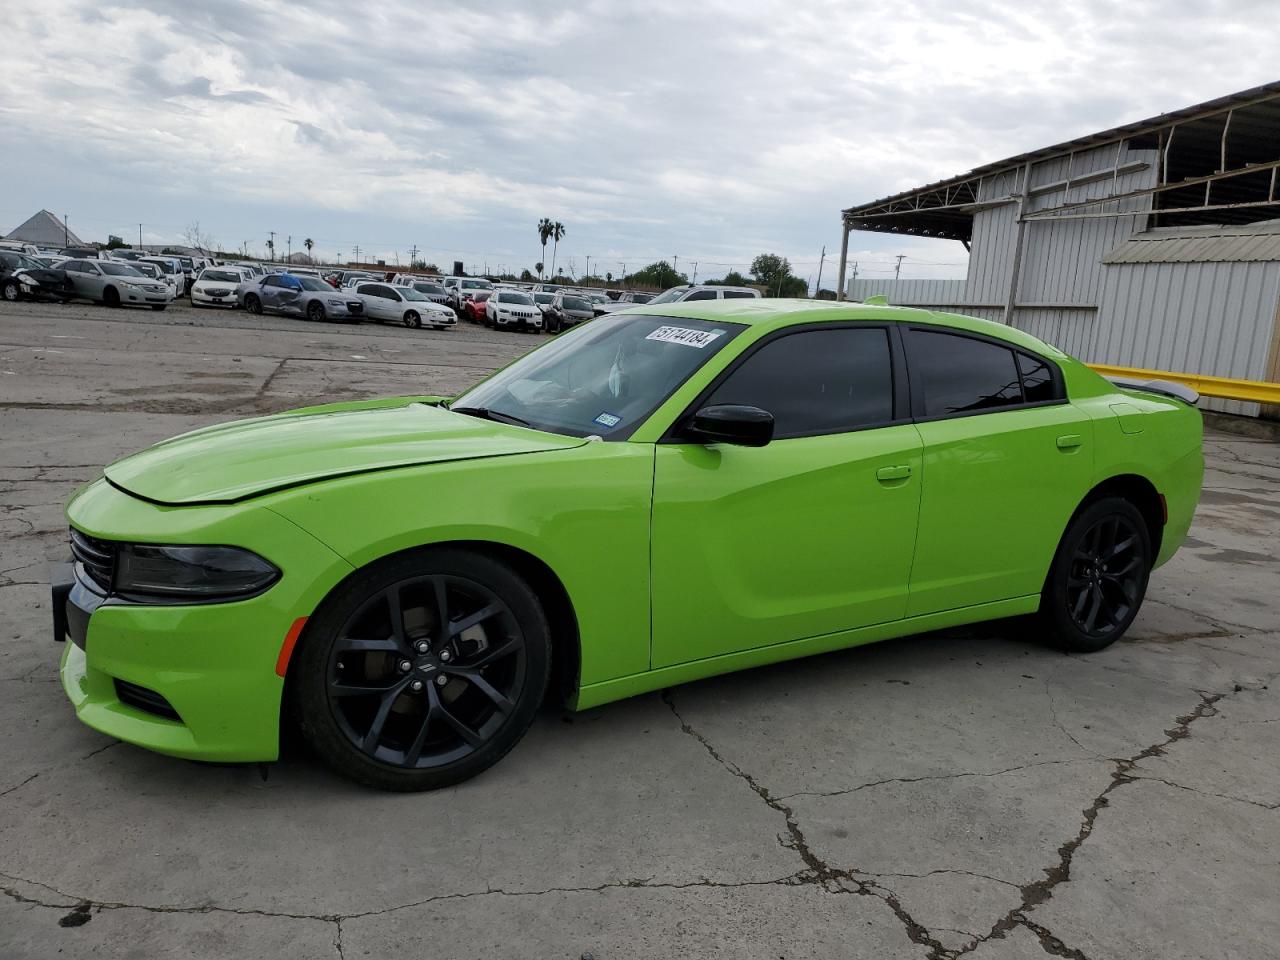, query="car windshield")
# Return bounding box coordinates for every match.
[631,293,654,303]
[461,280,493,290]
[297,277,330,291]
[414,283,445,294]
[499,292,534,305]
[563,297,591,311]
[143,261,176,274]
[647,287,692,305]
[200,269,242,283]
[450,314,743,439]
[401,287,428,301]
[100,262,145,277]
[534,293,554,304]
[1,252,45,270]
[134,263,159,277]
